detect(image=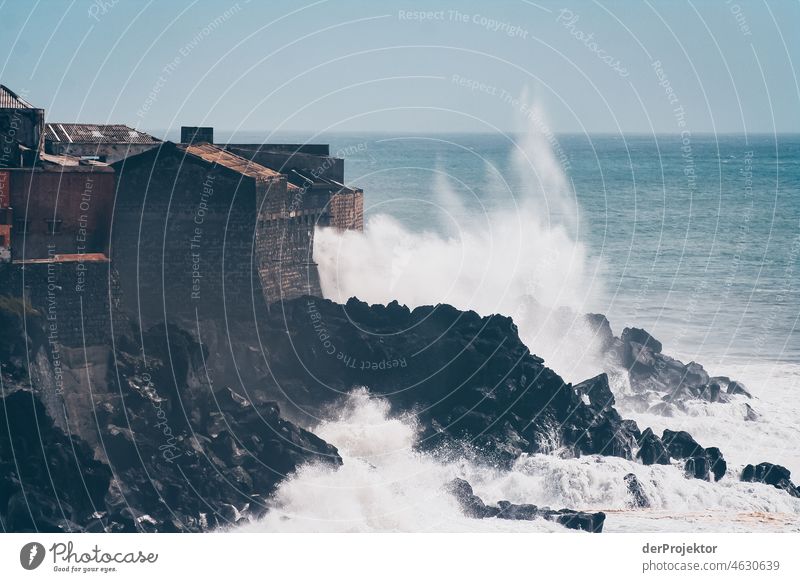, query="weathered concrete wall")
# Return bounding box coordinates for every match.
[112,146,265,326]
[0,259,117,348]
[6,167,115,260]
[113,144,330,325]
[256,179,322,303]
[328,190,364,231]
